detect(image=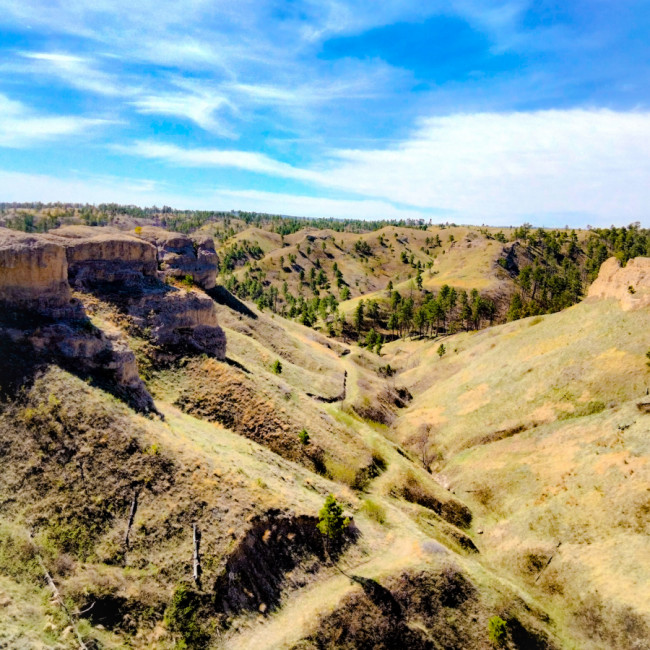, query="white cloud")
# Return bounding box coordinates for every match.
[321,110,650,224]
[211,189,431,220]
[119,109,650,225]
[131,92,234,134]
[21,51,134,96]
[0,93,110,147]
[116,141,323,183]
